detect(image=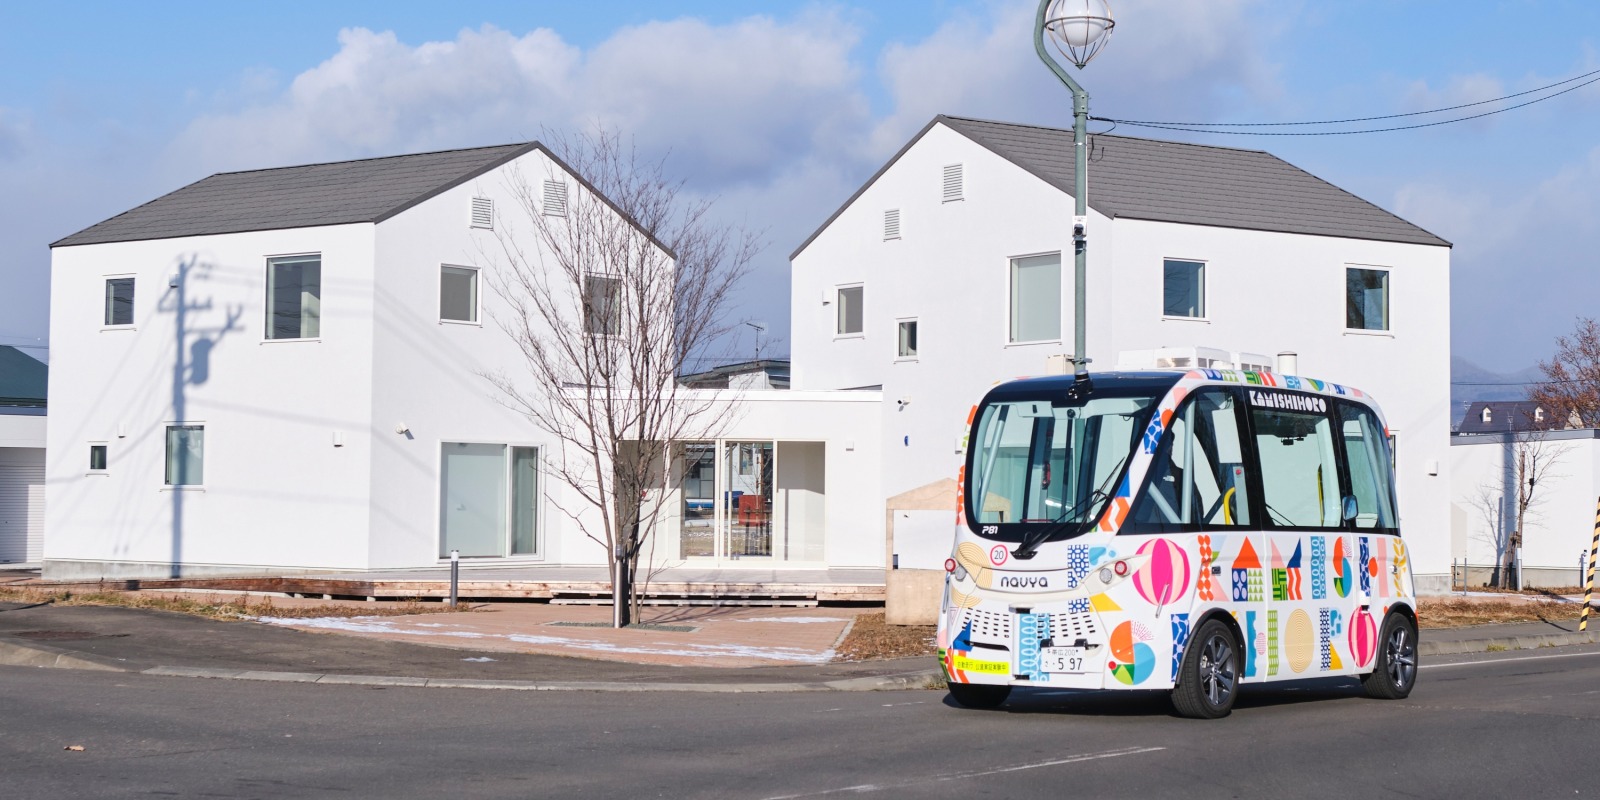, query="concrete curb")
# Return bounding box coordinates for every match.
[141,665,947,693]
[1420,630,1600,657]
[0,638,131,672]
